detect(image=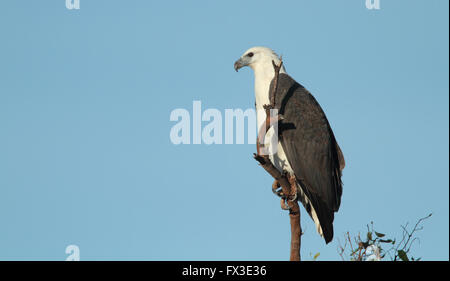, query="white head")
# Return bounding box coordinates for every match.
[234,46,286,79]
